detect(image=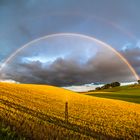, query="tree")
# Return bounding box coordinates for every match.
[110,82,120,87]
[138,80,140,84]
[101,84,111,89]
[95,87,101,90]
[100,82,120,90]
